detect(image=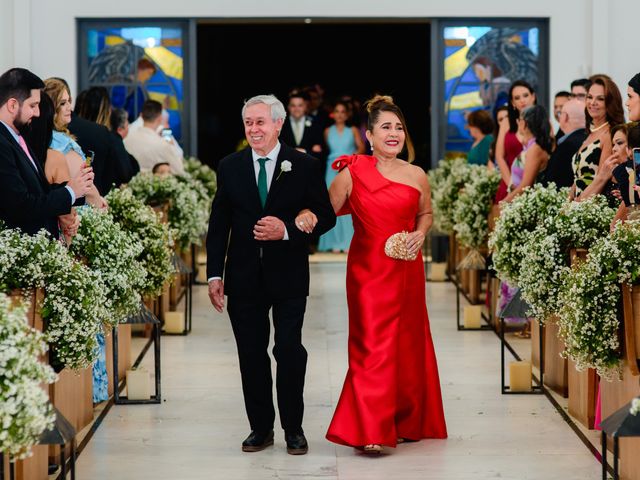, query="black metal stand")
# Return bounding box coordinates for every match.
[0,452,12,480]
[40,407,76,480]
[113,304,162,404]
[499,288,544,395]
[163,253,193,335]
